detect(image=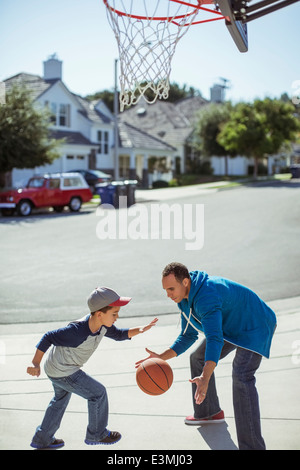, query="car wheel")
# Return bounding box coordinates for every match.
[17,200,32,216]
[69,197,82,212]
